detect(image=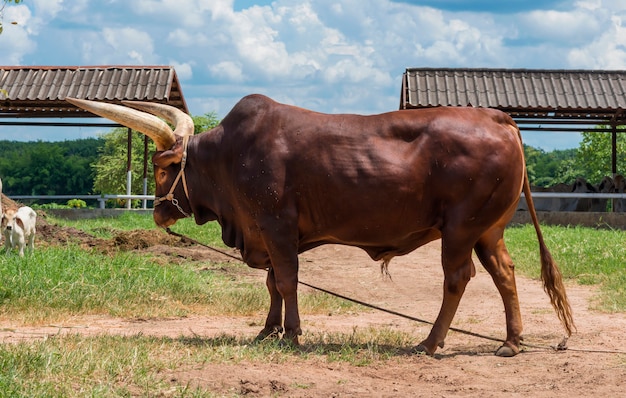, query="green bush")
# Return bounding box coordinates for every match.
[66,199,87,208]
[30,203,68,210]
